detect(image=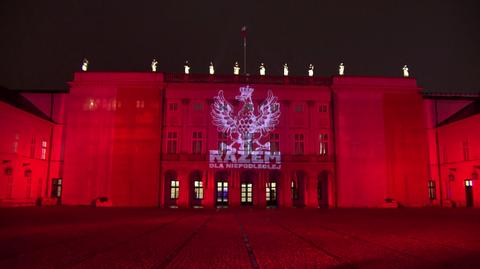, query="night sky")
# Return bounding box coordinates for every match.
[1,0,479,91]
